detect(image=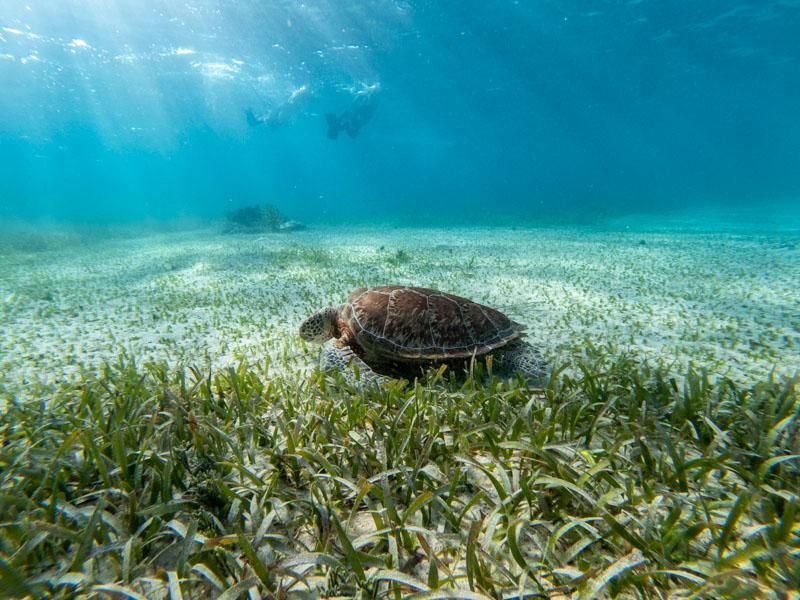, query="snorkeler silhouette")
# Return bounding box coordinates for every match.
[246,85,310,129]
[326,83,380,140]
